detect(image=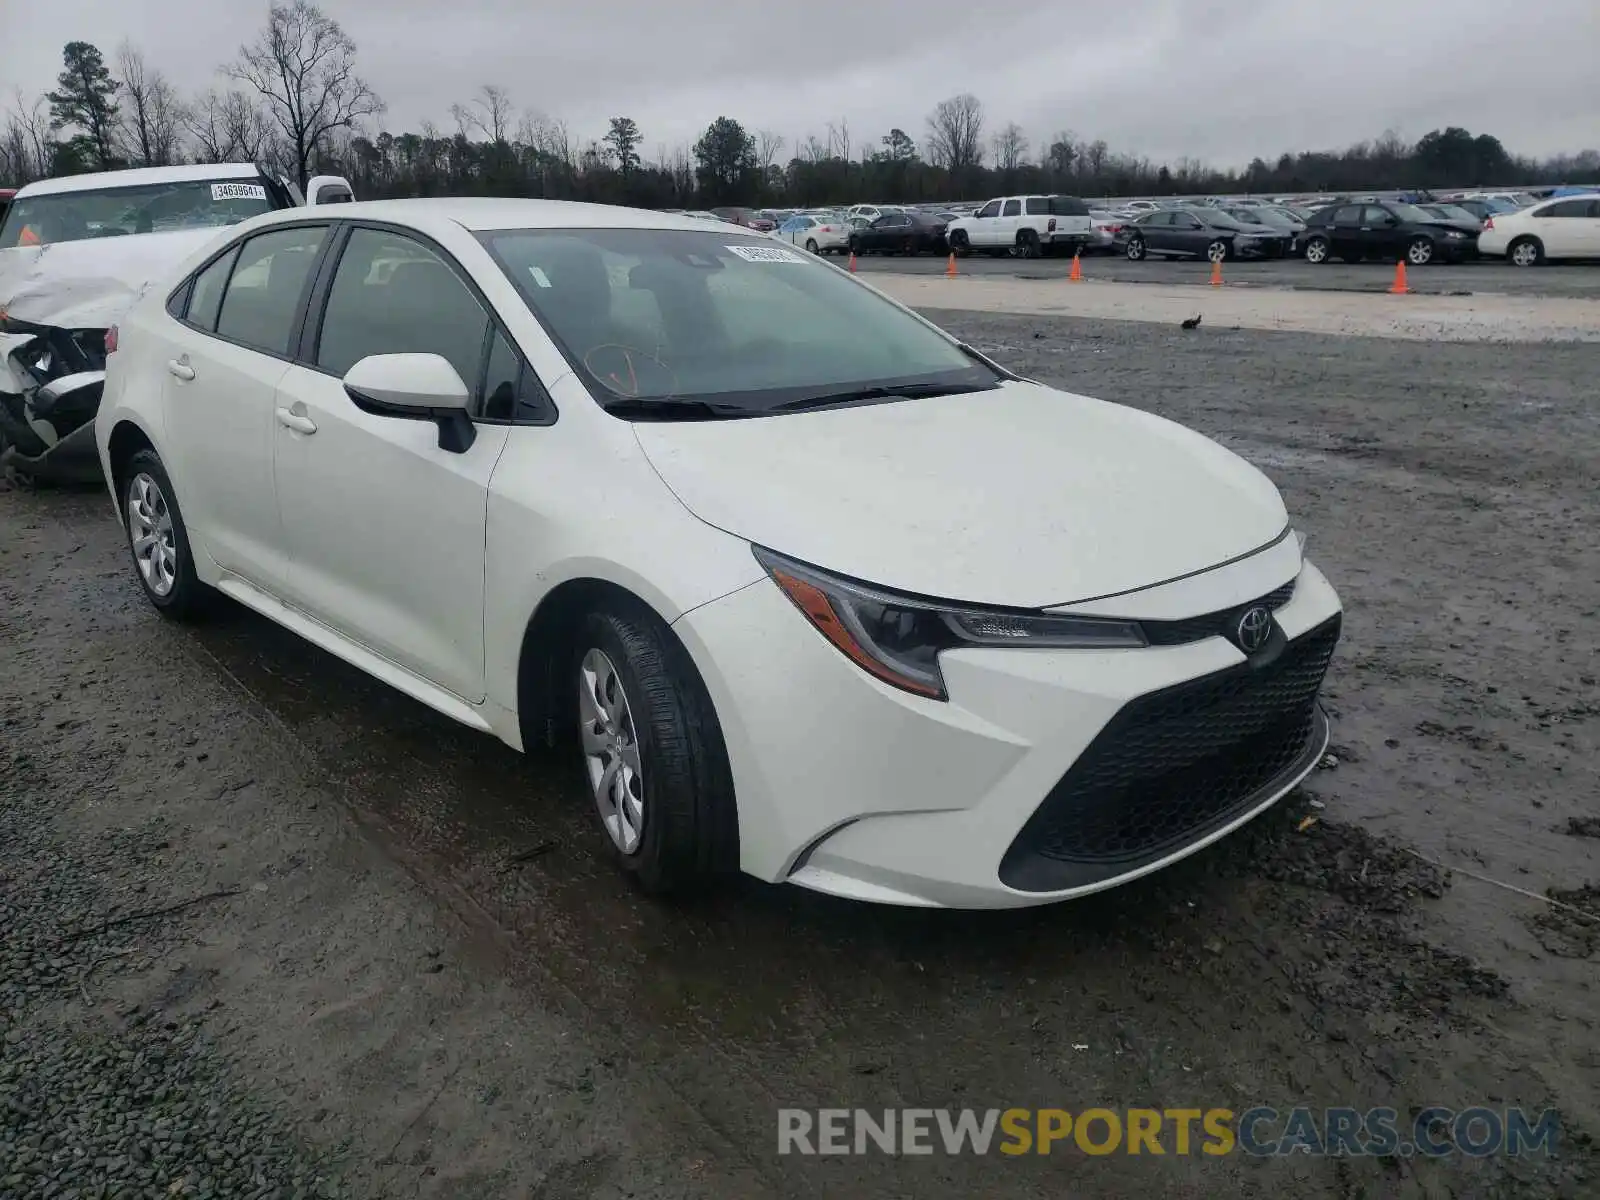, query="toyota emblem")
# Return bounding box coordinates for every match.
[1236,606,1273,652]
